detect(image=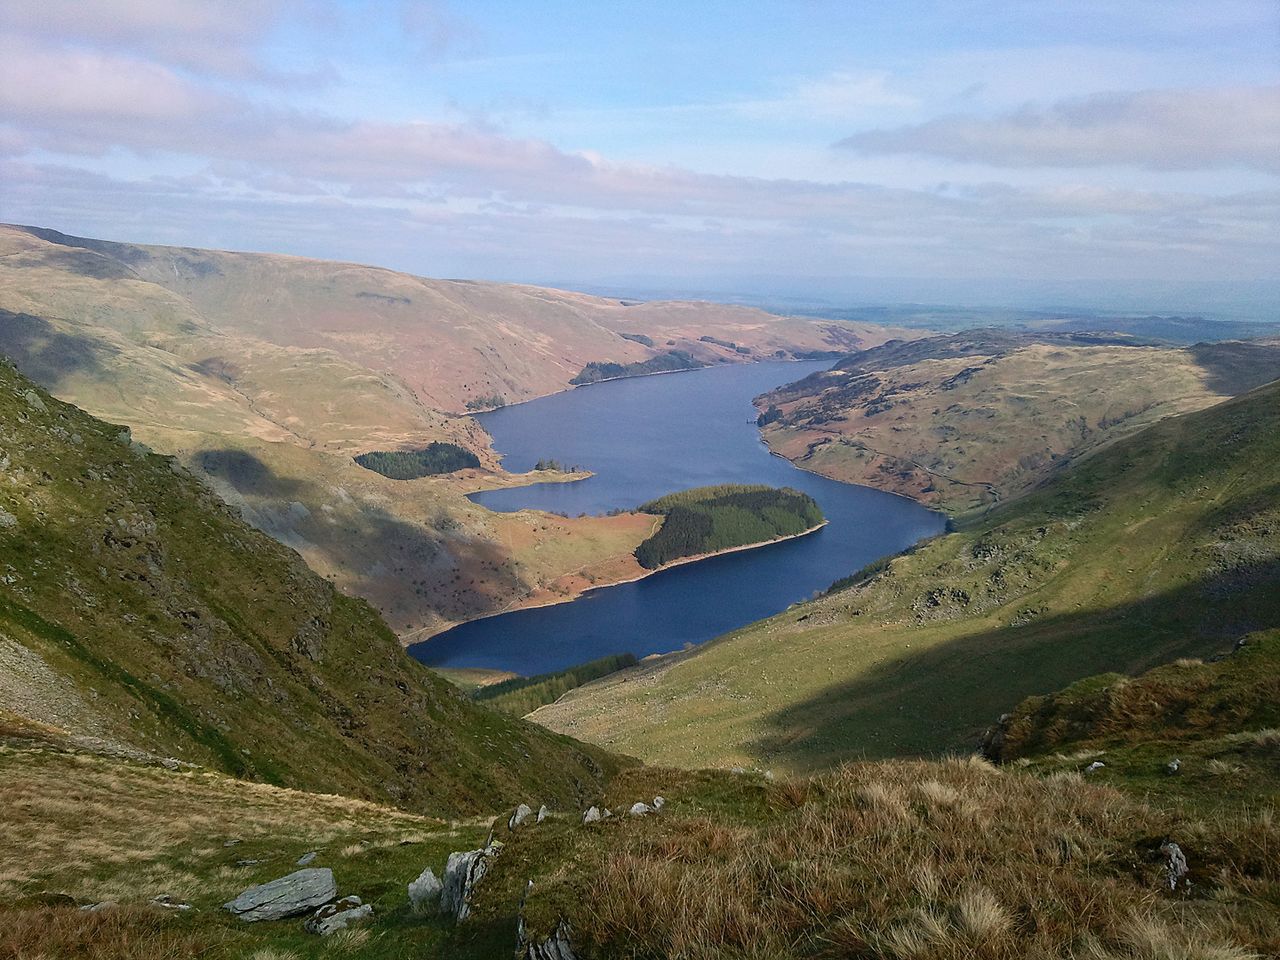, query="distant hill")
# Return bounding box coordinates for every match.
[0,223,914,640]
[756,328,1280,513]
[0,361,625,815]
[534,380,1280,771]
